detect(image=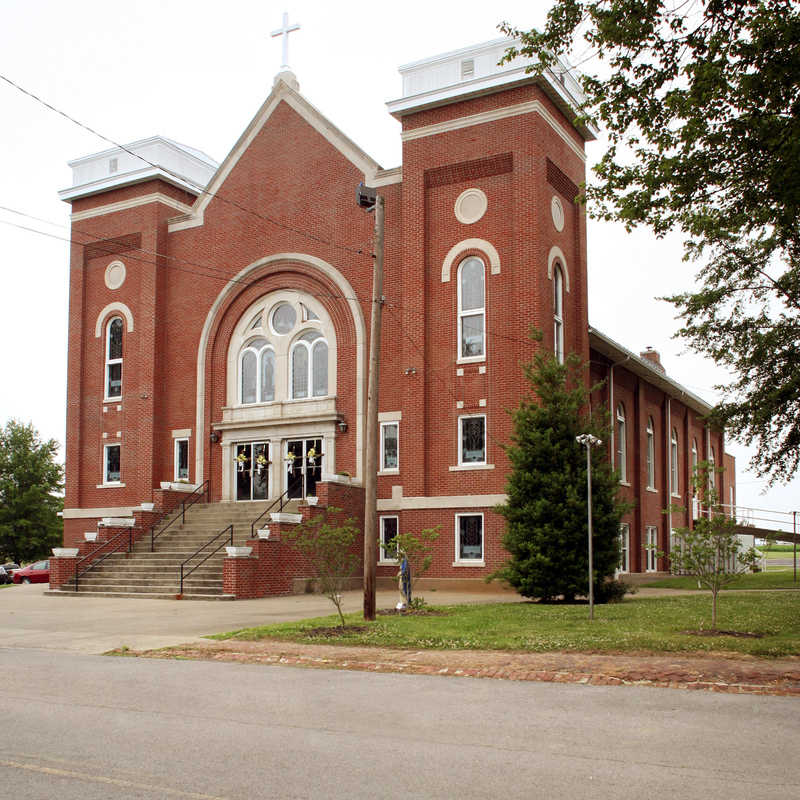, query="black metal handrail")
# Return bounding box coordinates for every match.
[151,480,210,551]
[73,525,137,592]
[179,524,234,595]
[249,489,292,539]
